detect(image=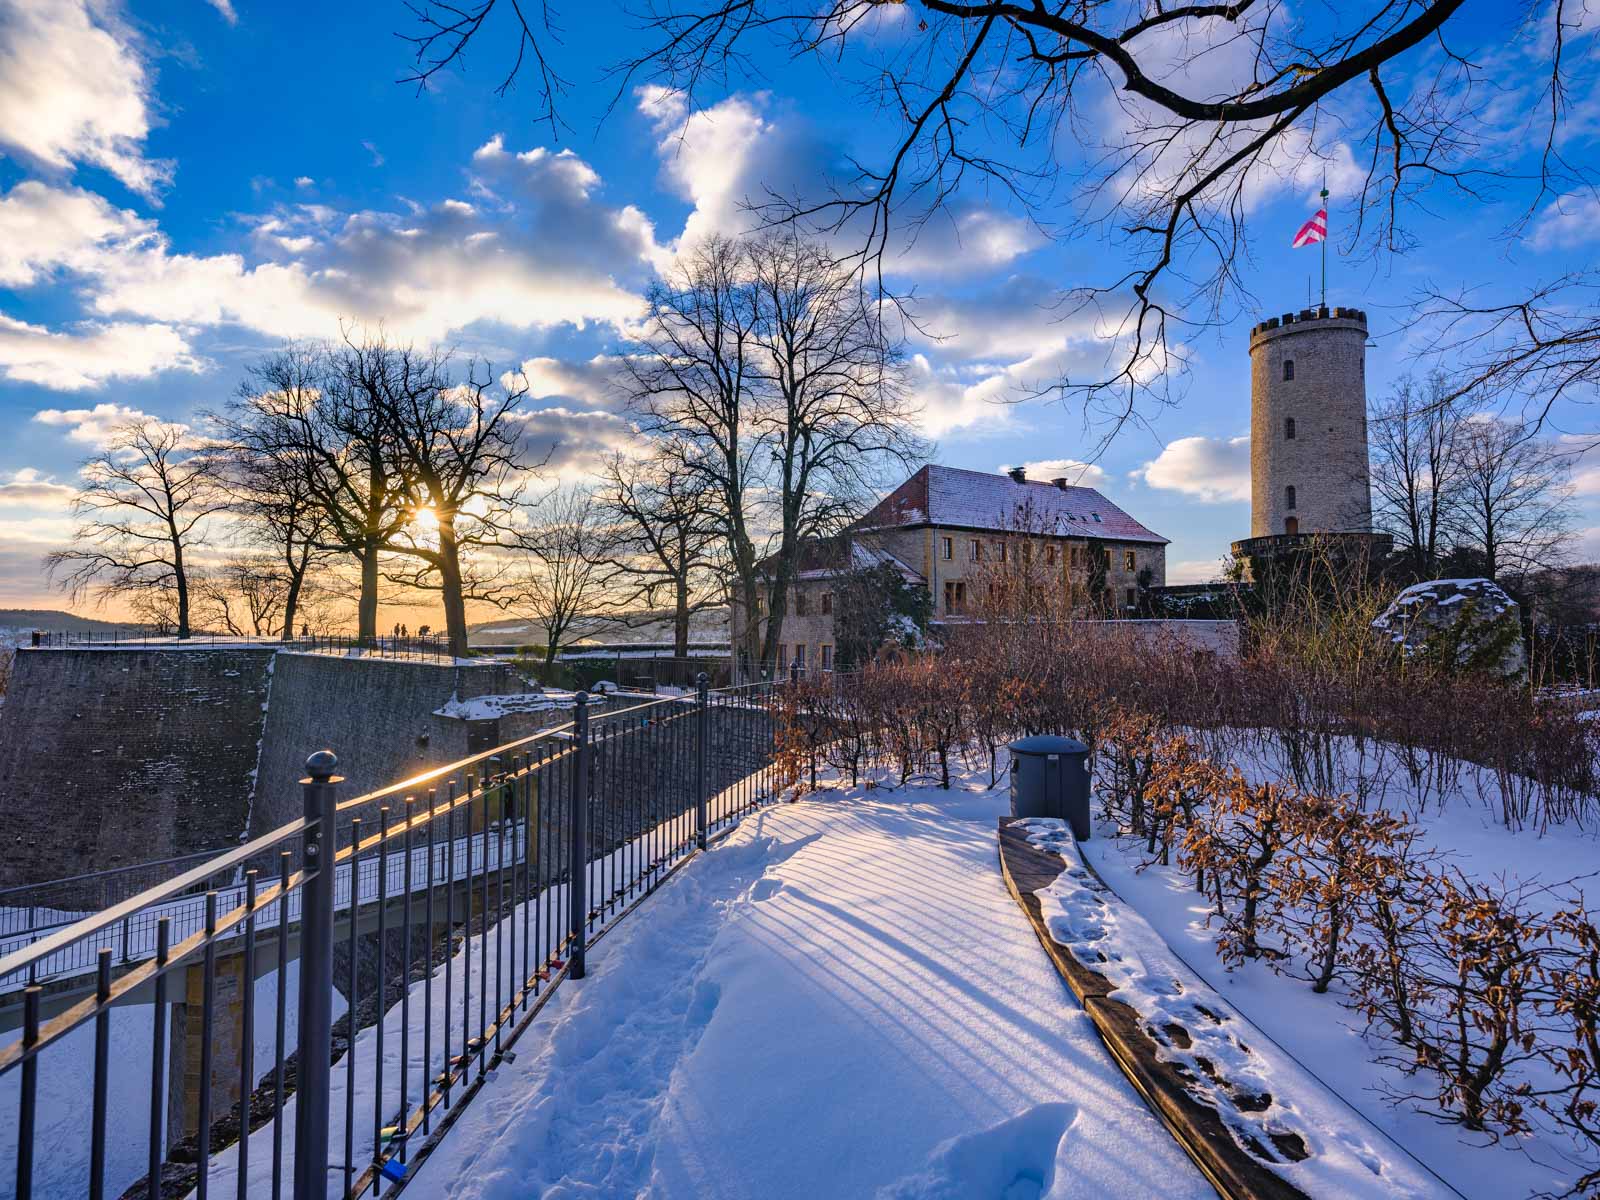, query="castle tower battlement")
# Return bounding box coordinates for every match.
[1248,305,1373,539]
